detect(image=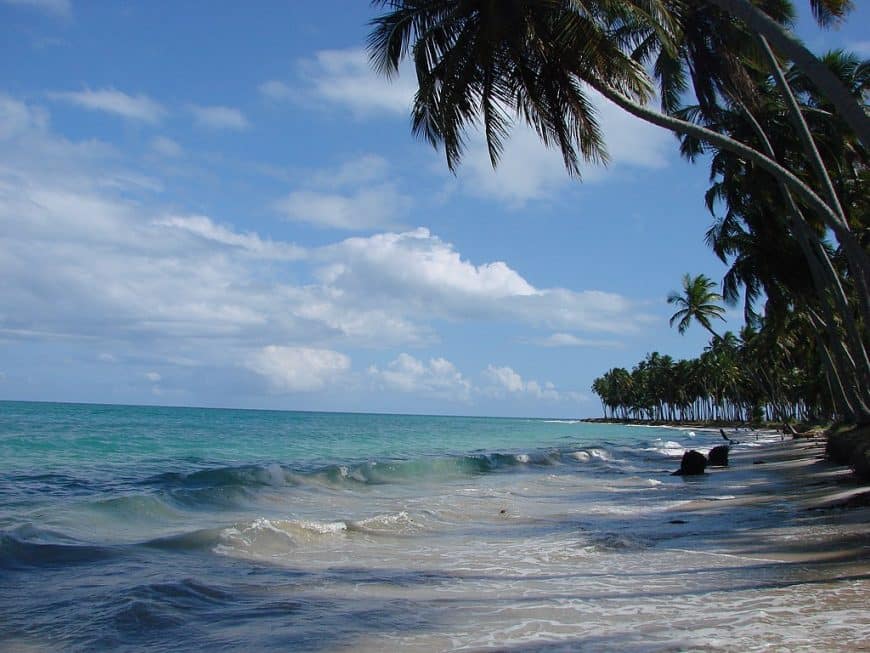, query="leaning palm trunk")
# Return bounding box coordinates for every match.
[757,36,870,328]
[704,0,870,148]
[587,80,870,289]
[736,101,870,423]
